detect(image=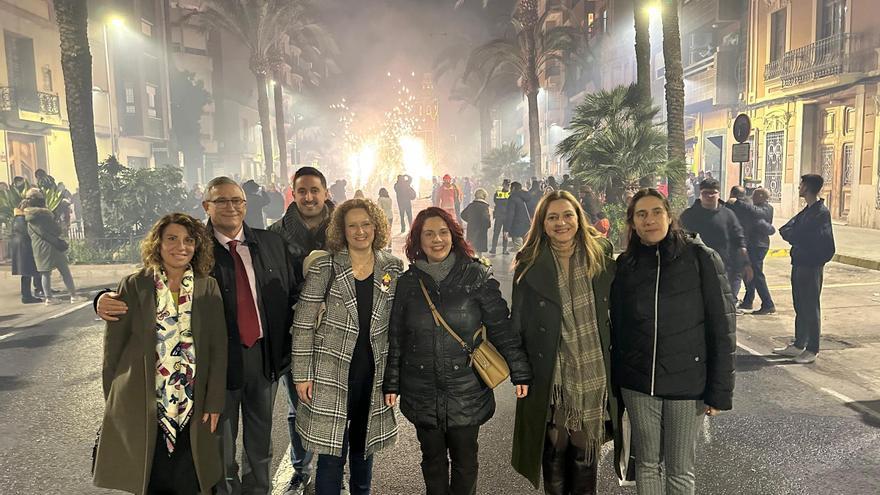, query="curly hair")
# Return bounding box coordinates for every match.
[325,198,390,252]
[404,207,474,262]
[140,213,214,277]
